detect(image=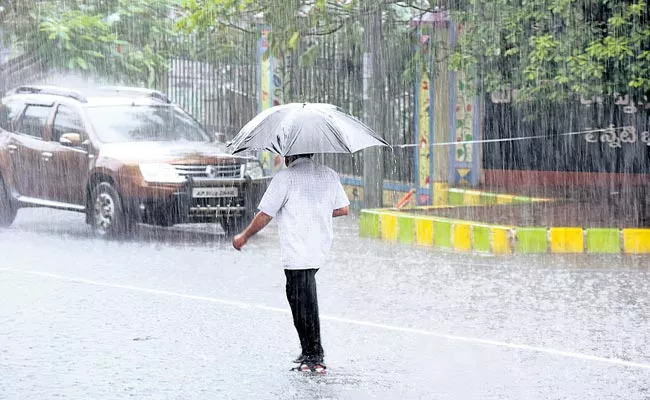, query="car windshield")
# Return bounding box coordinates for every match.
[85,105,210,143]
